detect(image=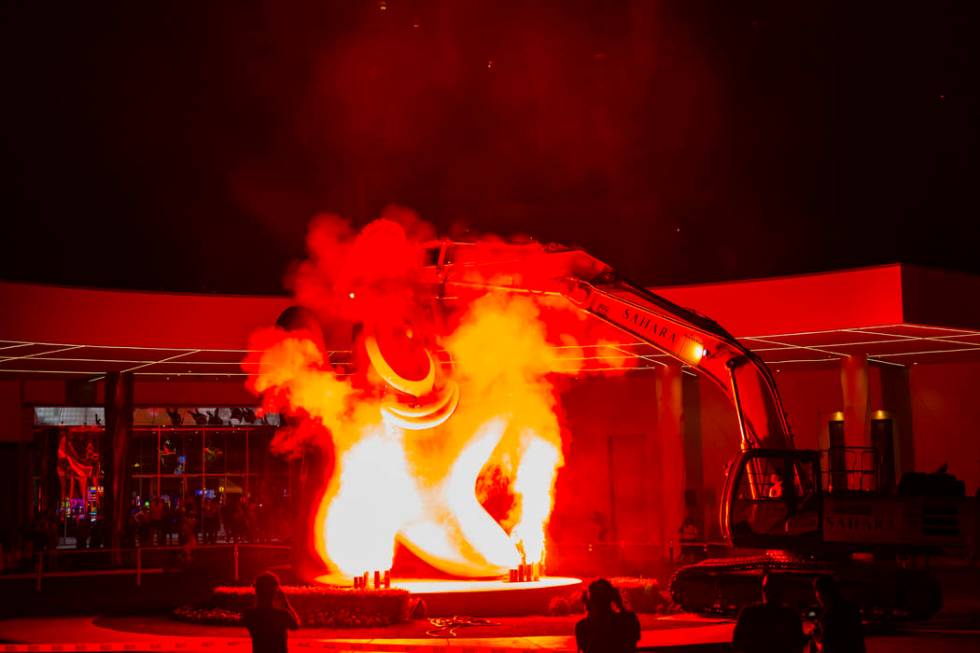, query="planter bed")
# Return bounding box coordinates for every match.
[175,584,411,628]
